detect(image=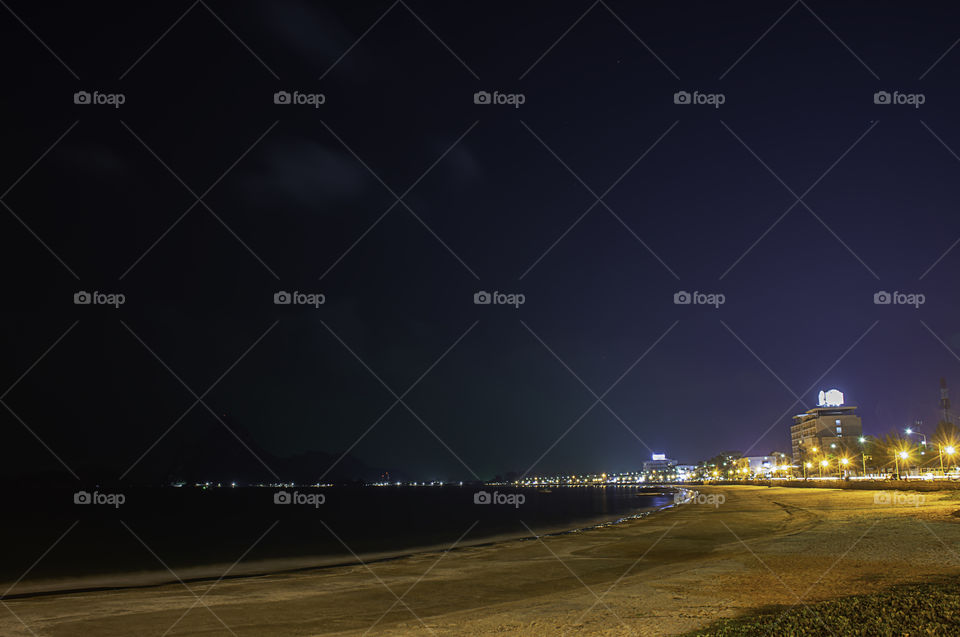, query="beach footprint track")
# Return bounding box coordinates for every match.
[769,500,821,537]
